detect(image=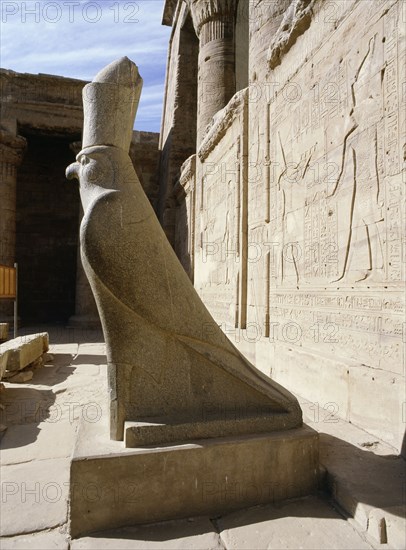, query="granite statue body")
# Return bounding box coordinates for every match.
[66,57,302,442]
